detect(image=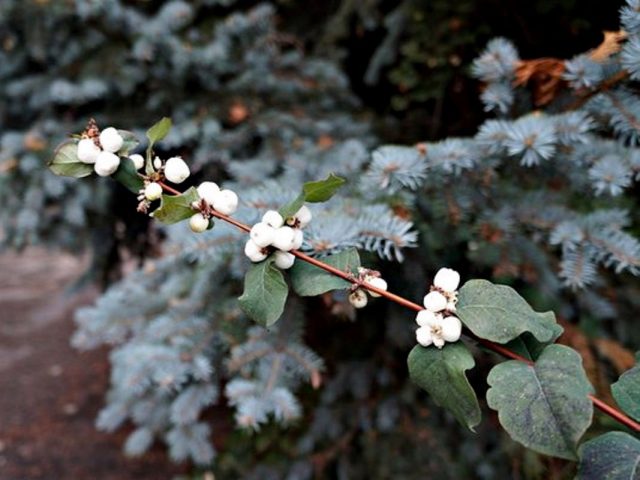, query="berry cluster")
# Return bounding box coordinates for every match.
[348,267,388,308]
[188,181,240,232]
[244,206,311,269]
[135,156,191,213]
[77,125,128,177]
[415,268,462,348]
